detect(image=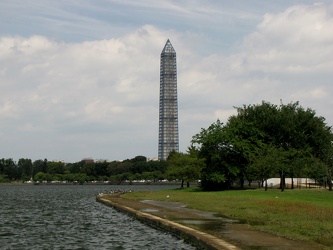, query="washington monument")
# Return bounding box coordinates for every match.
[158,39,179,160]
